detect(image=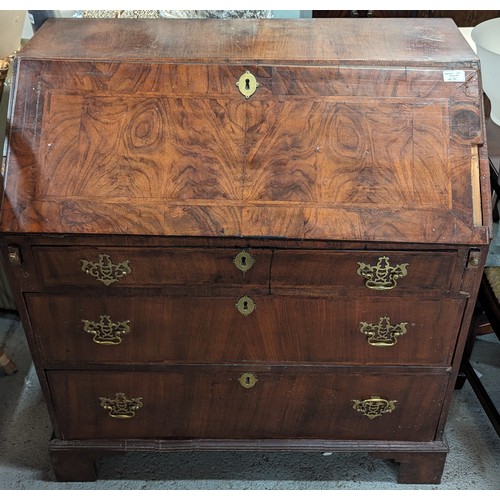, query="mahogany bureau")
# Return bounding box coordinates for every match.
[0,18,491,483]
